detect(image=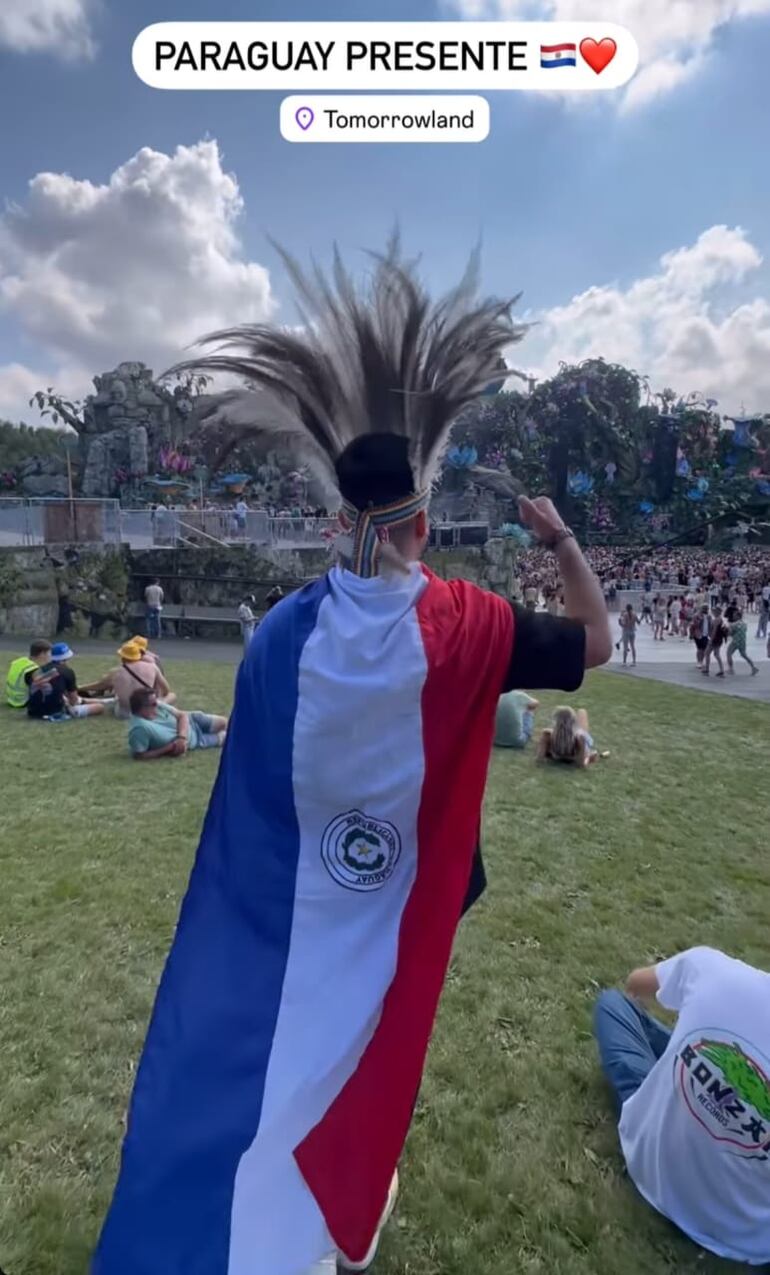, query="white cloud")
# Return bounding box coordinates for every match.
[0,140,276,423]
[445,0,770,108]
[521,225,770,414]
[0,0,95,60]
[0,362,90,427]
